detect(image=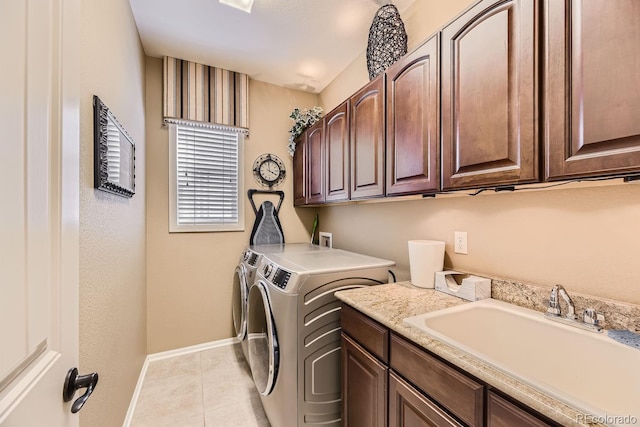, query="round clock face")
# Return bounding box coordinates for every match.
[253,154,286,188]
